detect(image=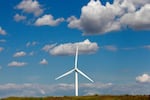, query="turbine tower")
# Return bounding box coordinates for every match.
[55,46,94,96]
